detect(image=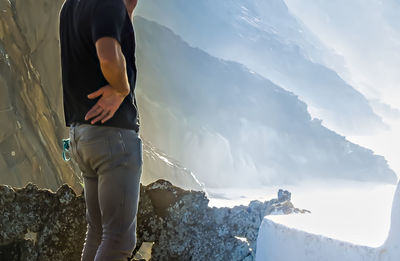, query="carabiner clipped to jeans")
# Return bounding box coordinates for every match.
[62,138,71,162]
